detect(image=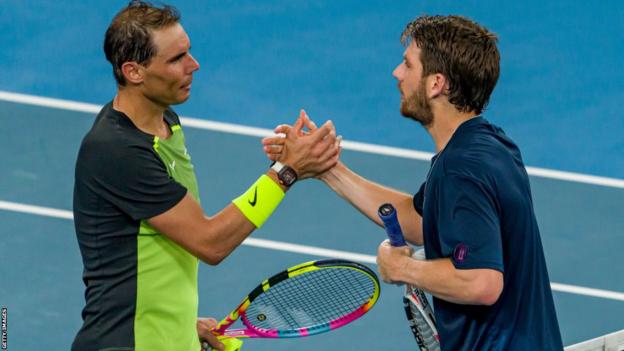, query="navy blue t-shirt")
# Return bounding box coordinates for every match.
[413,117,563,350]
